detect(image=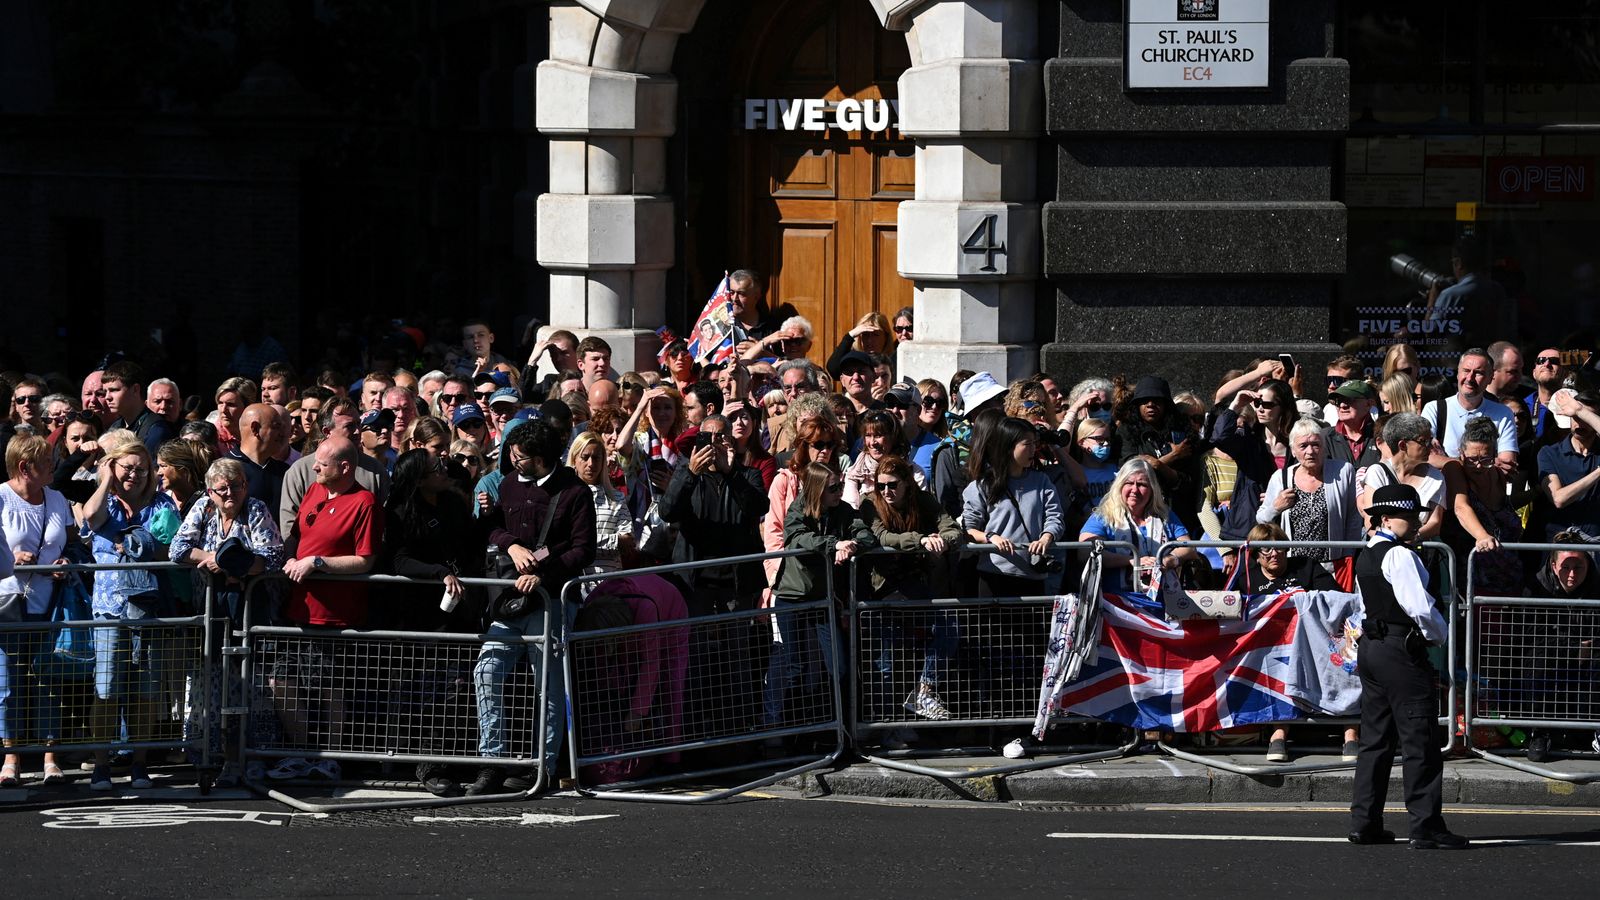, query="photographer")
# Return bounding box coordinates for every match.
[1422,235,1510,350]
